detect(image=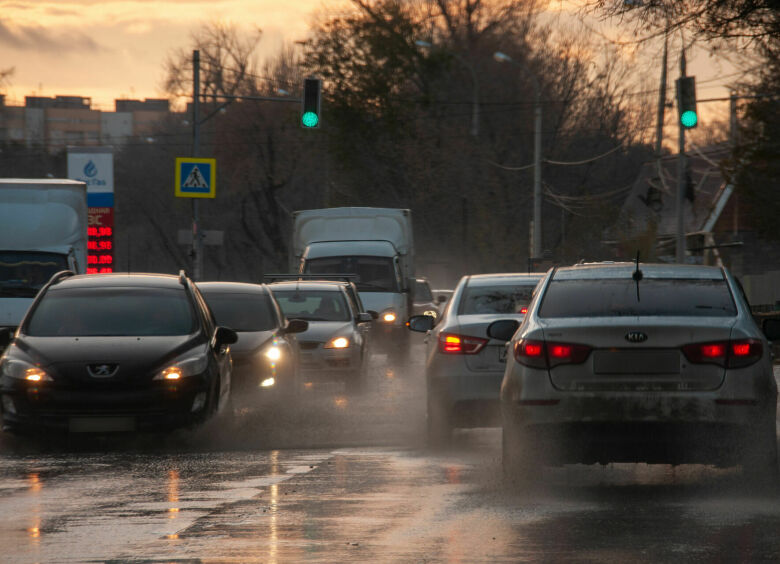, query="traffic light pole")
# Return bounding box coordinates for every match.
[192,50,203,281]
[675,49,687,264]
